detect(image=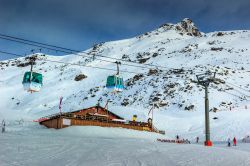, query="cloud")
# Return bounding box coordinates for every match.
[0,0,249,60]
